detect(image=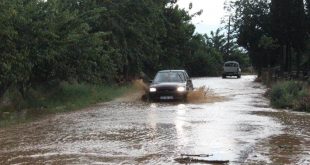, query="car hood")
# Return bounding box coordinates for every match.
[150,82,186,88]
